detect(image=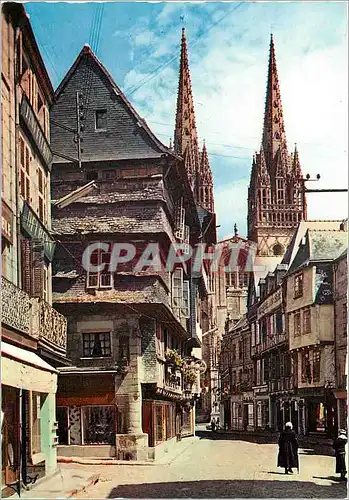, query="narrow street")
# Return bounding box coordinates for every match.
[73,430,347,498]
